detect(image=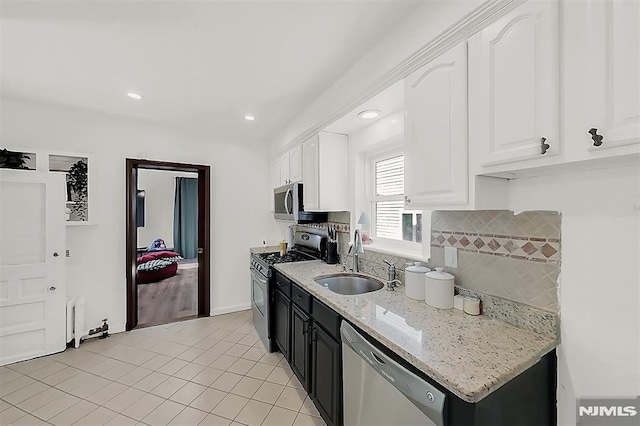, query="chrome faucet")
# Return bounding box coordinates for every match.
[383,259,401,291]
[351,229,364,272]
